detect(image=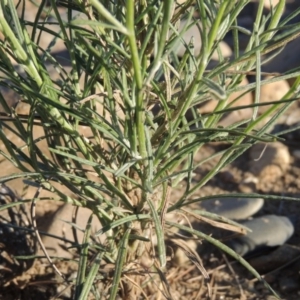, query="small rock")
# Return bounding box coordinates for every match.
[226,215,295,256]
[201,197,264,220]
[238,175,258,193]
[258,76,290,113]
[249,142,290,178]
[258,164,283,187]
